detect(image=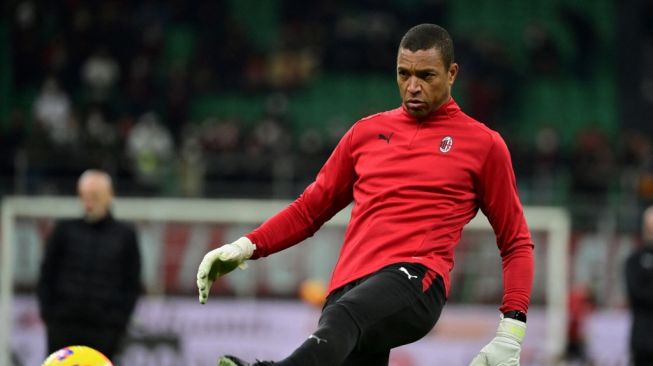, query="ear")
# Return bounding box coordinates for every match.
[448,63,459,85]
